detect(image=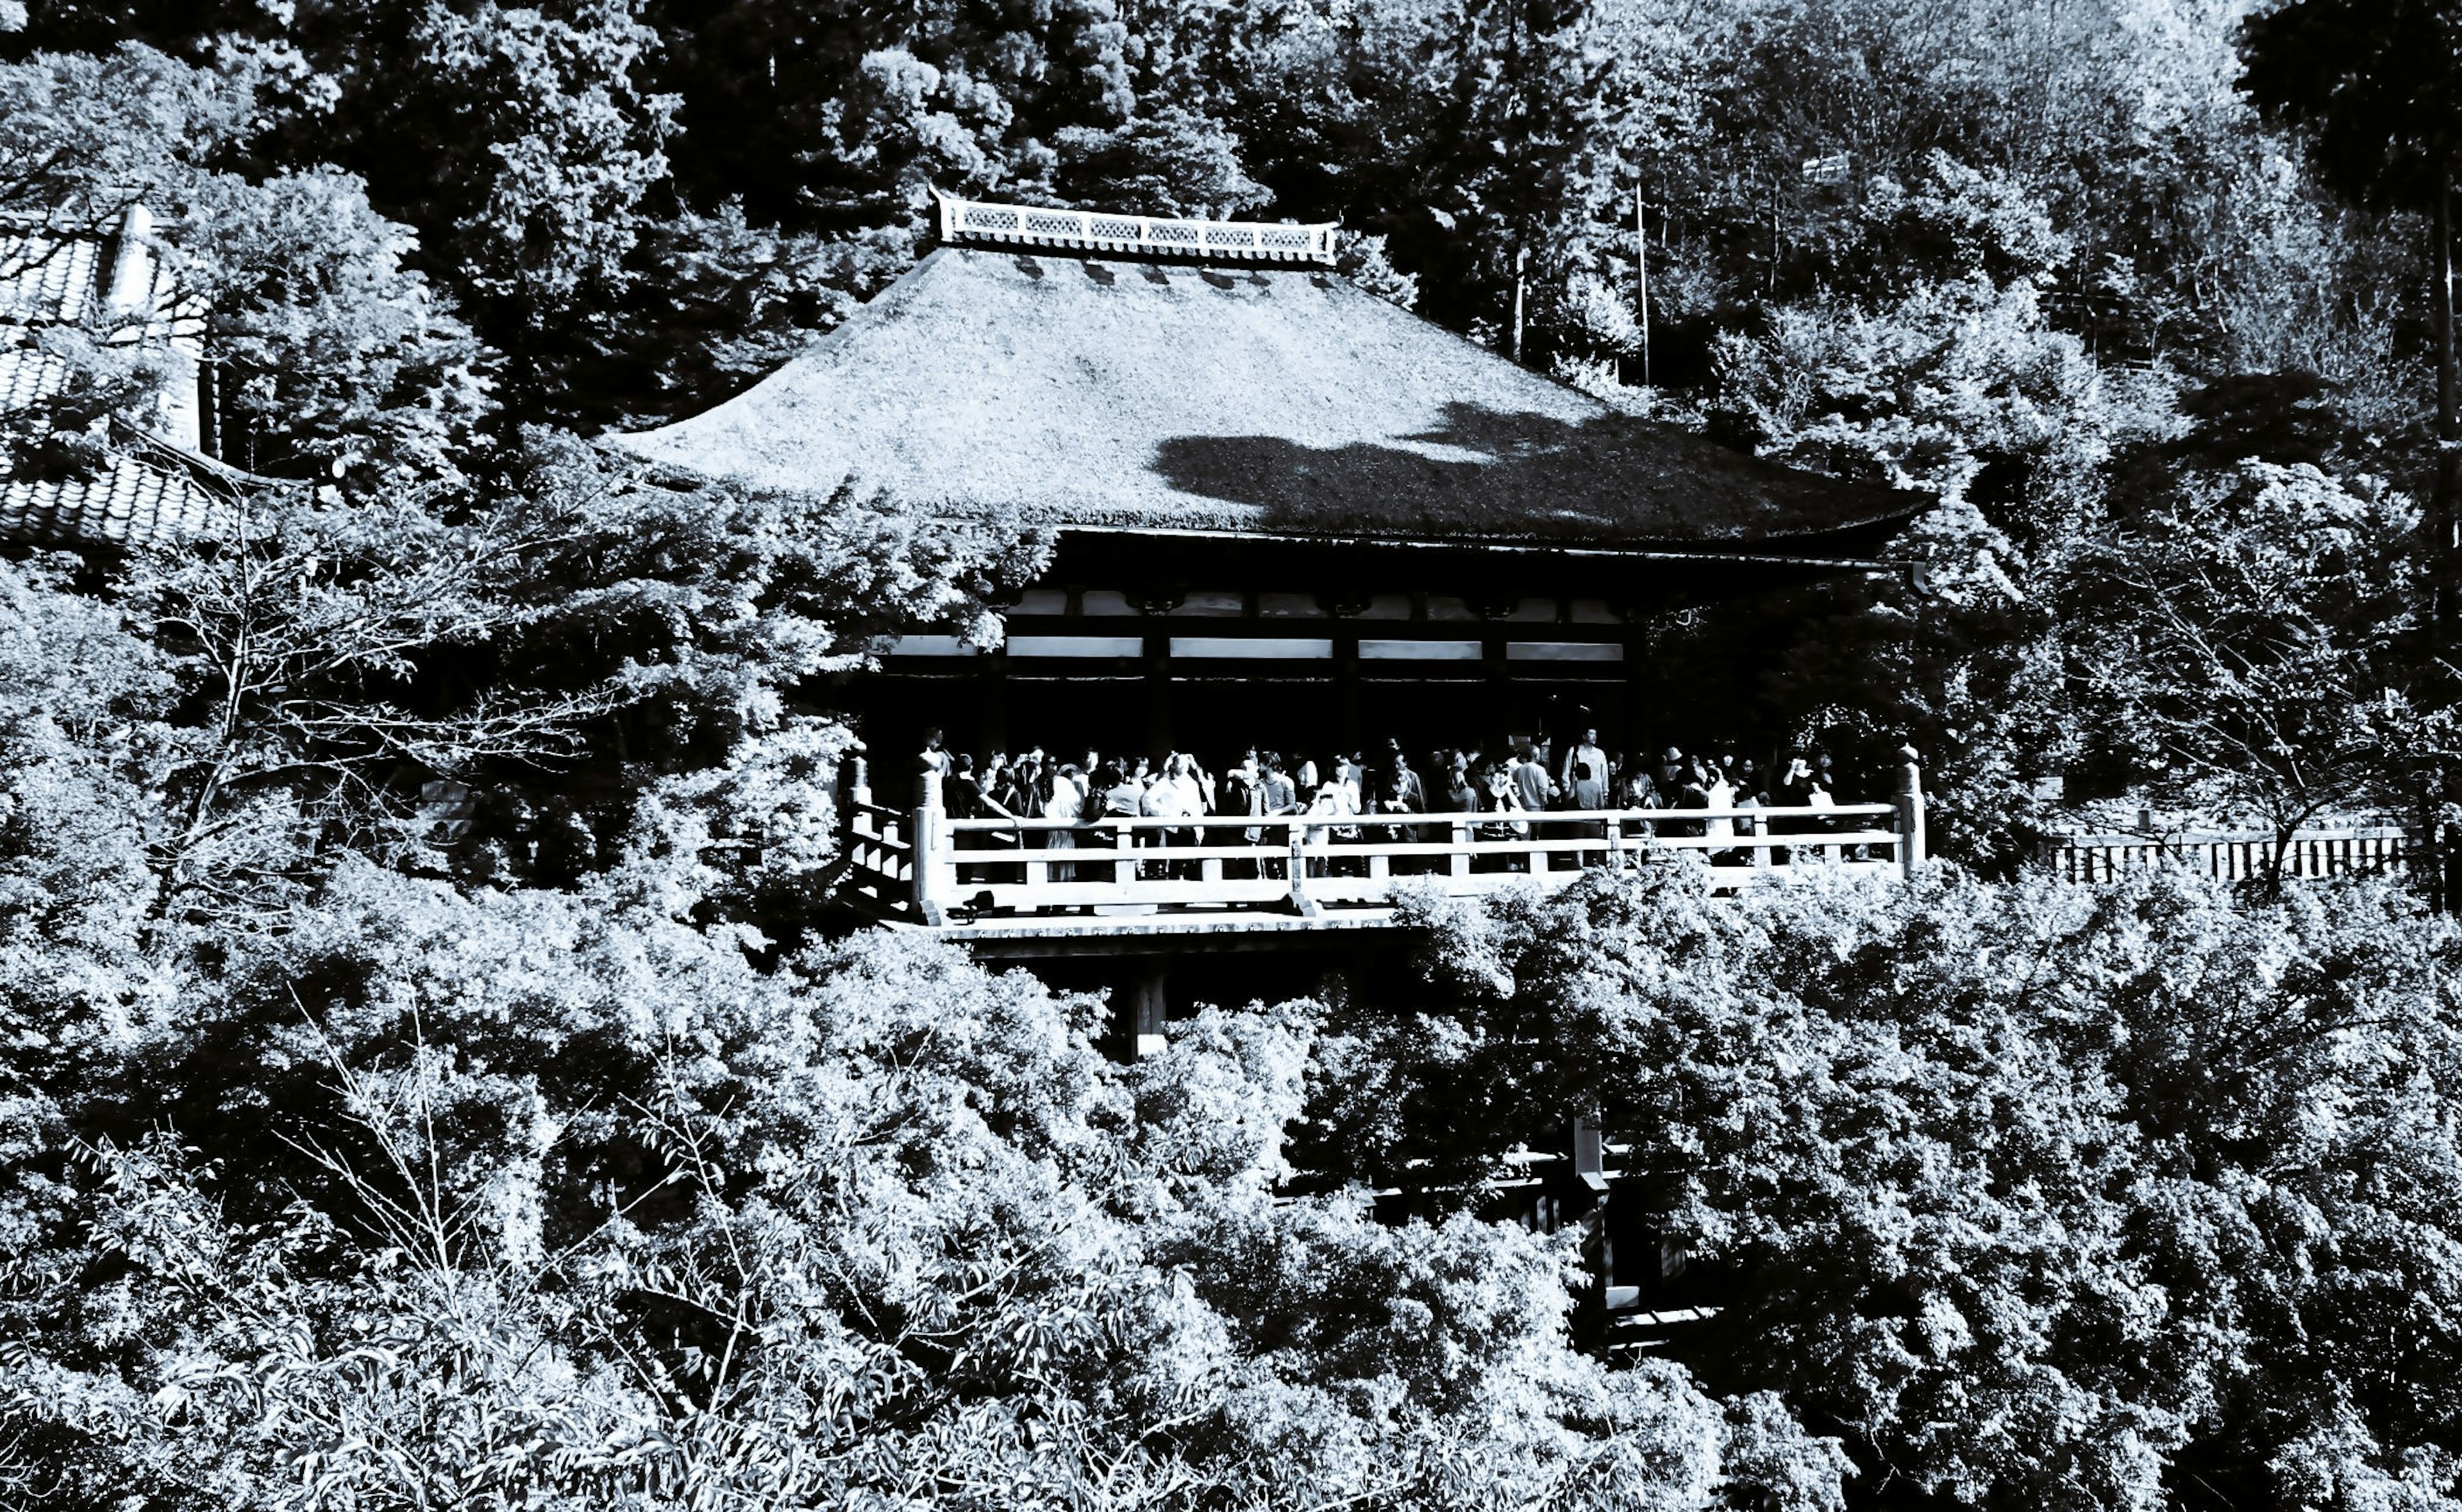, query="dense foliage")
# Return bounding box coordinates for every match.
[8,0,2462,1508]
[1359,865,2462,1512]
[7,0,2459,852]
